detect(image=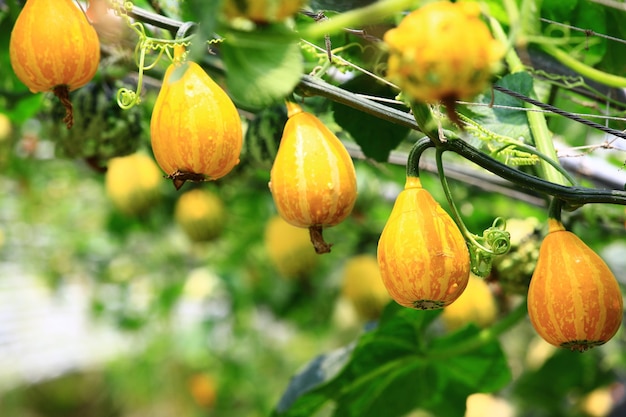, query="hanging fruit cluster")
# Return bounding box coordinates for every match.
[383,0,503,124]
[527,218,623,352]
[10,0,101,129]
[269,101,358,254]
